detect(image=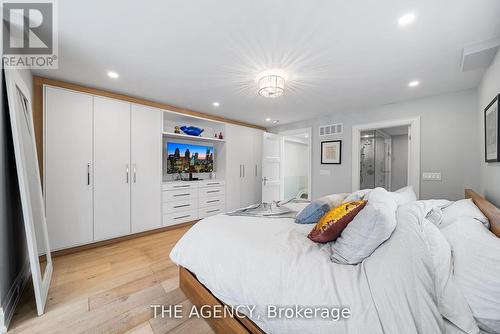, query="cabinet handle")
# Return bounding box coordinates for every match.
[207,199,219,203]
[173,185,190,188]
[207,182,219,185]
[173,204,190,208]
[255,164,257,177]
[133,165,137,183]
[87,163,91,185]
[243,165,245,178]
[239,165,242,178]
[173,193,190,197]
[126,165,129,183]
[174,214,190,220]
[207,190,219,193]
[207,209,220,213]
